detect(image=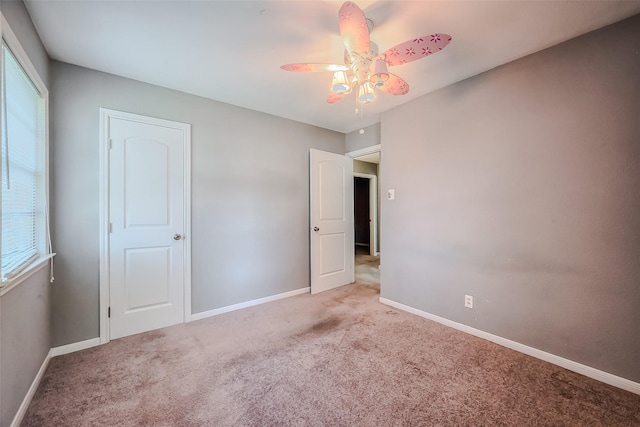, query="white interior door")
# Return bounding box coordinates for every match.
[108,113,189,339]
[310,149,354,294]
